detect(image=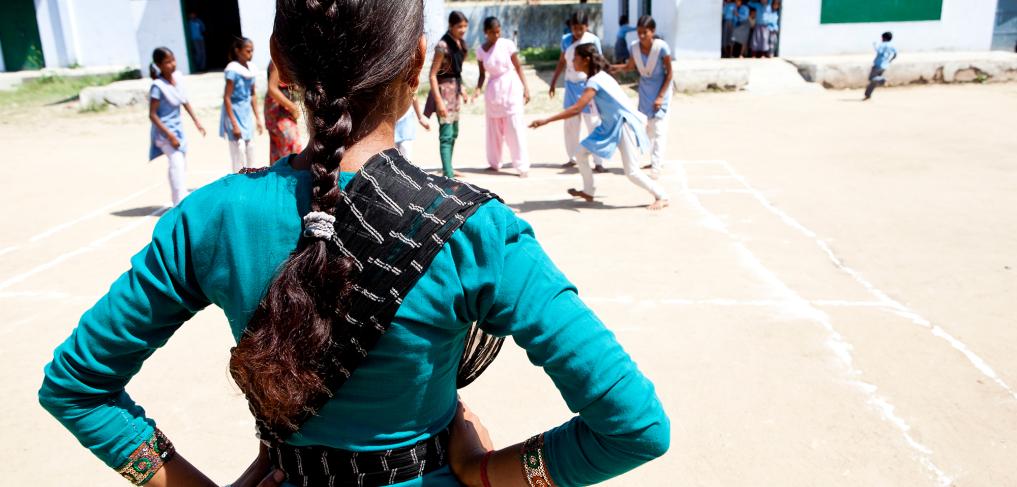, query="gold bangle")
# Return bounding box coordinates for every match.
[116,428,176,485]
[520,433,556,487]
